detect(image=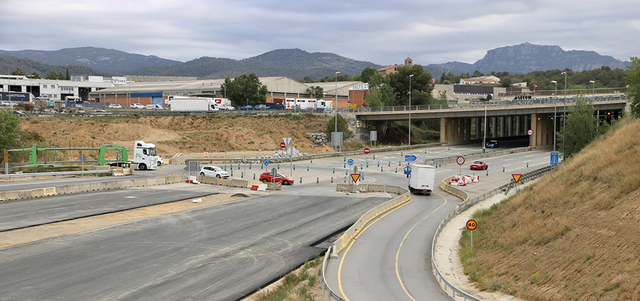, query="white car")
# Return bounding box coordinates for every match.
[107,103,122,109]
[145,104,164,109]
[130,103,145,109]
[157,156,164,166]
[1,101,15,107]
[199,165,230,179]
[221,105,236,110]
